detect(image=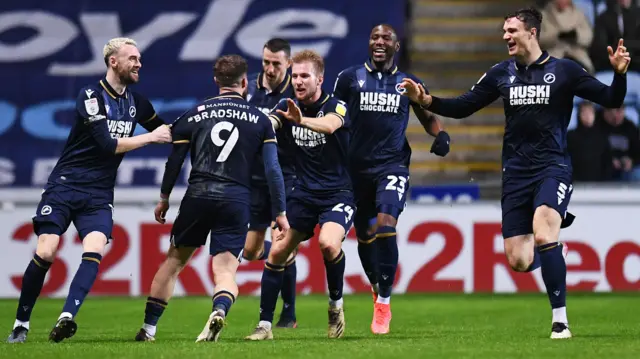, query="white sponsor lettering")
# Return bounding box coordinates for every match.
[508,85,550,106]
[359,92,400,113]
[107,120,134,139]
[291,126,326,147]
